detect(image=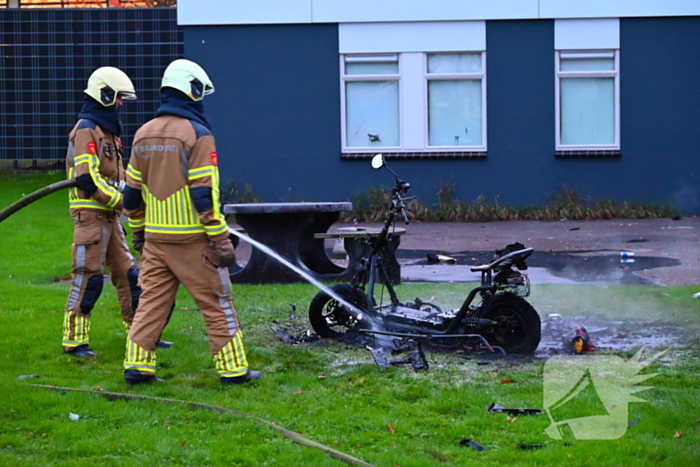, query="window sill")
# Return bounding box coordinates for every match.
[555,150,621,159]
[341,152,487,160]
